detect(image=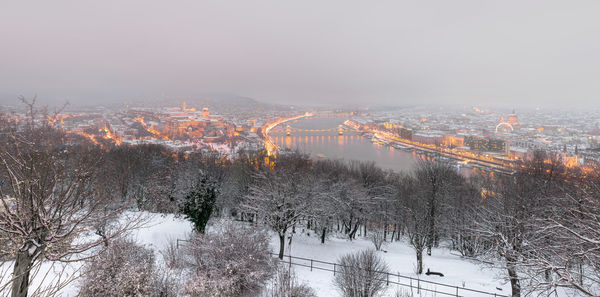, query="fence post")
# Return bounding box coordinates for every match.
[456,286,459,297]
[333,263,336,275]
[310,259,313,271]
[386,273,389,286]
